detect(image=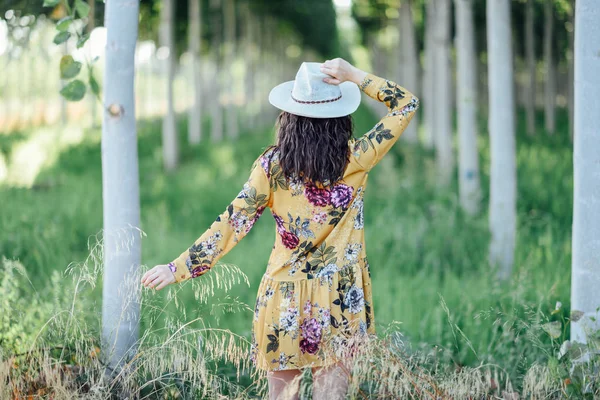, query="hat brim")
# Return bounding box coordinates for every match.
[268,80,361,118]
